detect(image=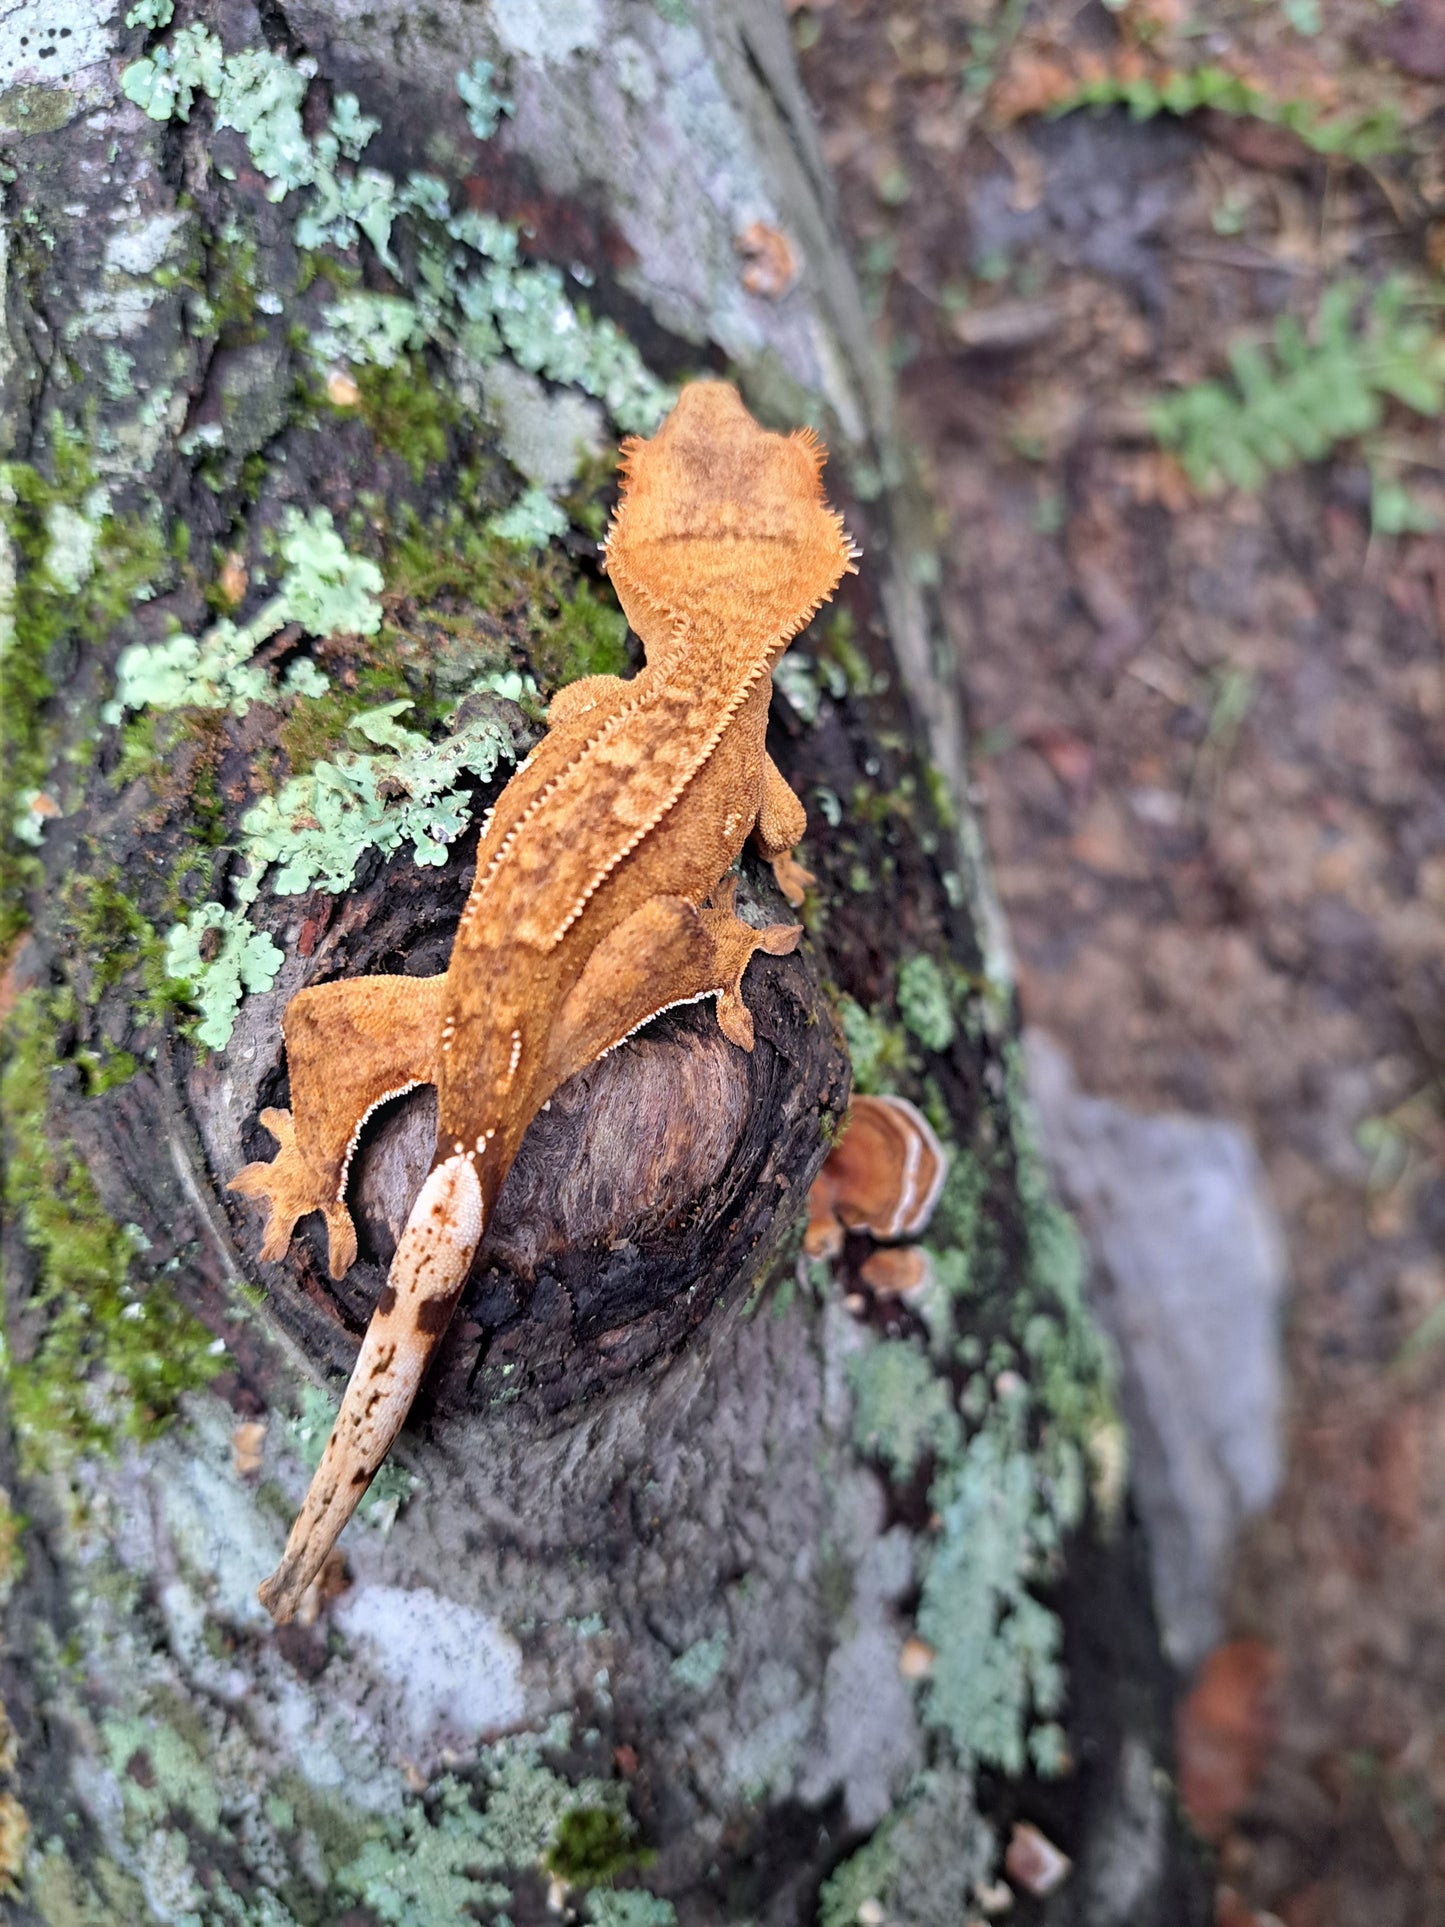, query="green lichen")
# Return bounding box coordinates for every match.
[896,953,955,1054]
[270,504,384,638]
[818,1769,993,1927]
[915,1393,1073,1776]
[337,1744,629,1925]
[101,1712,224,1833]
[311,291,424,370]
[109,507,381,720]
[1,990,220,1466]
[847,1339,961,1480]
[489,486,571,549]
[457,58,513,141]
[164,903,284,1050]
[771,652,823,724]
[120,22,224,121]
[236,696,517,900]
[834,995,912,1095]
[587,1896,678,1927]
[668,1633,729,1693]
